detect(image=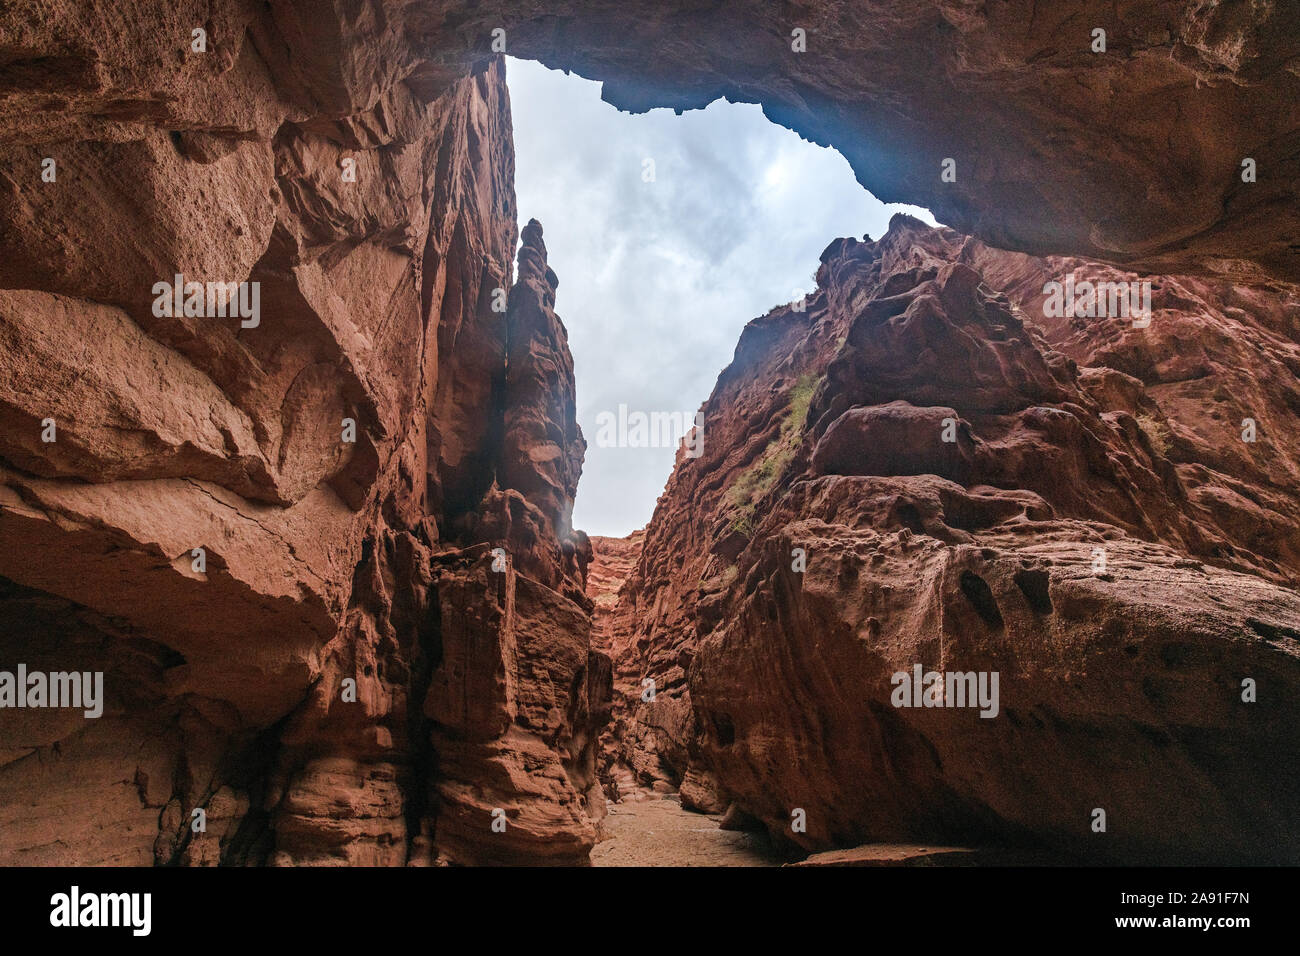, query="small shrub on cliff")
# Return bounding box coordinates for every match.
[1136,413,1172,458]
[699,563,740,589]
[726,373,819,534]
